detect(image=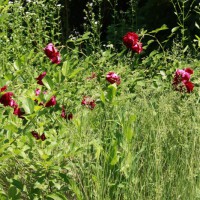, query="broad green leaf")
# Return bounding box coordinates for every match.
[62,61,70,77]
[171,26,179,33]
[110,141,119,165]
[100,90,106,104]
[149,24,168,34]
[21,97,34,114]
[42,75,54,90]
[147,39,154,45]
[47,193,68,200]
[106,84,117,103]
